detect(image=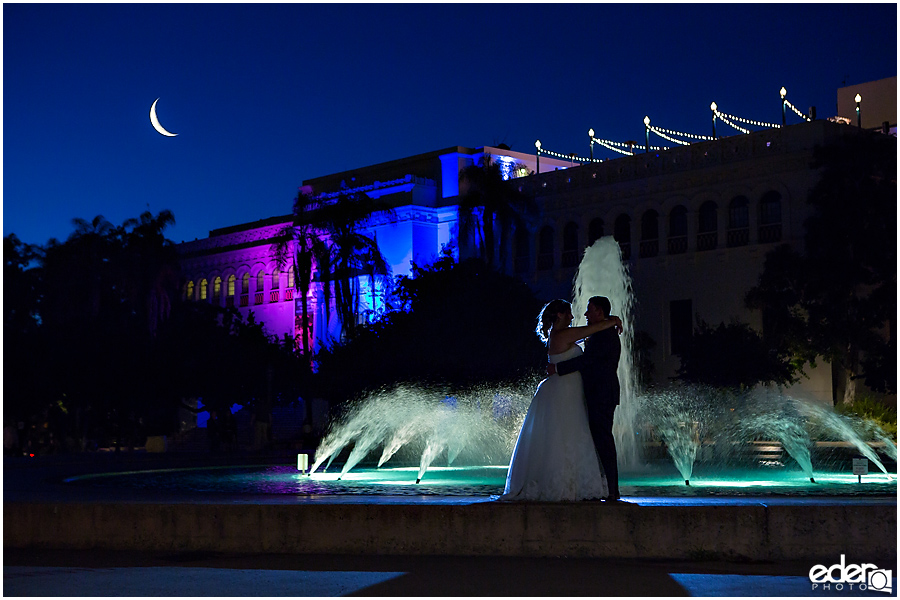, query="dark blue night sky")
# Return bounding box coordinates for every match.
[4,3,896,246]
